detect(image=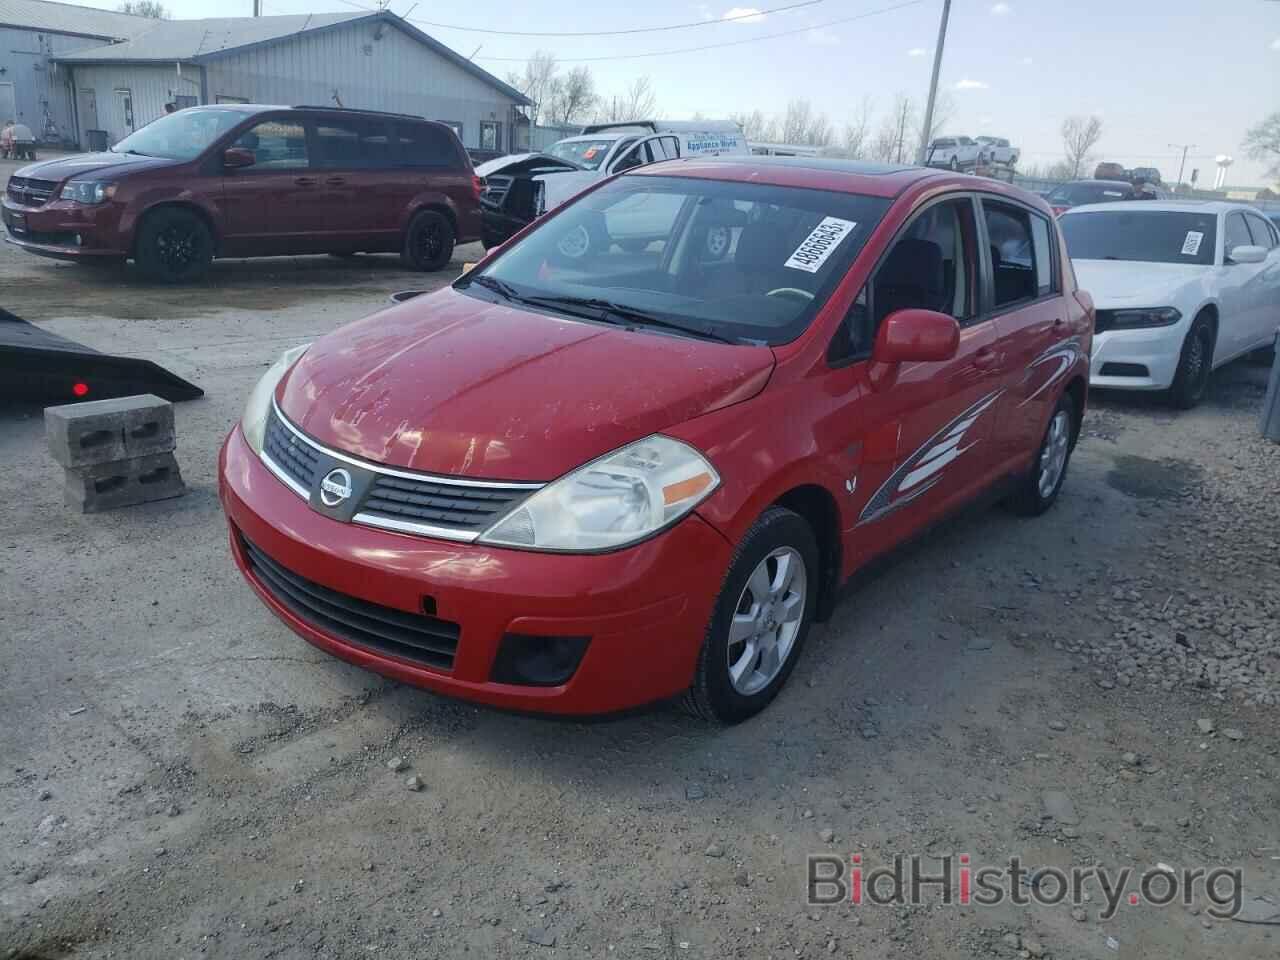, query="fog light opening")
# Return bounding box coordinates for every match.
[491,634,590,687]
